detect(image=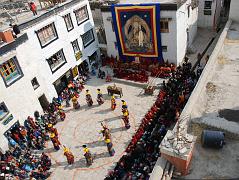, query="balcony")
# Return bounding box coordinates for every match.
[0,33,28,56]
